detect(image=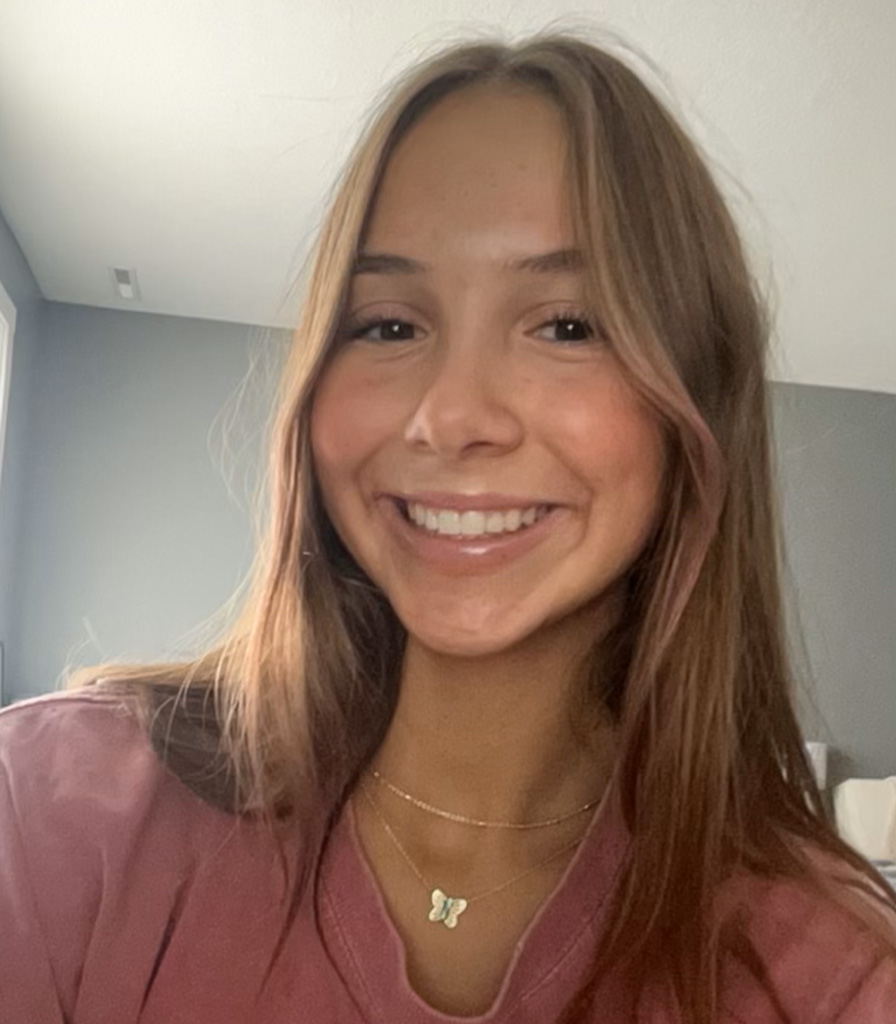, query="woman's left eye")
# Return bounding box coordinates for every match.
[534,315,596,344]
